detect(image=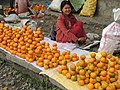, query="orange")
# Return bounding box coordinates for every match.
[51,58,57,63]
[53,63,58,67]
[109,67,115,73]
[62,69,68,76]
[44,60,50,65]
[62,51,67,56]
[70,64,76,71]
[54,53,60,58]
[38,62,44,67]
[61,60,67,65]
[101,51,107,57]
[69,70,76,76]
[57,67,62,74]
[79,69,86,75]
[72,57,78,61]
[110,57,116,62]
[37,27,41,31]
[90,52,96,58]
[100,57,107,63]
[107,54,112,59]
[94,82,101,89]
[59,56,63,61]
[52,43,57,47]
[38,57,44,62]
[47,55,53,60]
[78,79,85,86]
[61,65,68,70]
[80,54,86,60]
[100,70,107,77]
[87,83,94,90]
[90,72,97,79]
[49,62,53,68]
[44,65,49,70]
[109,62,115,67]
[64,54,70,59]
[66,73,71,79]
[89,58,96,63]
[72,53,77,58]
